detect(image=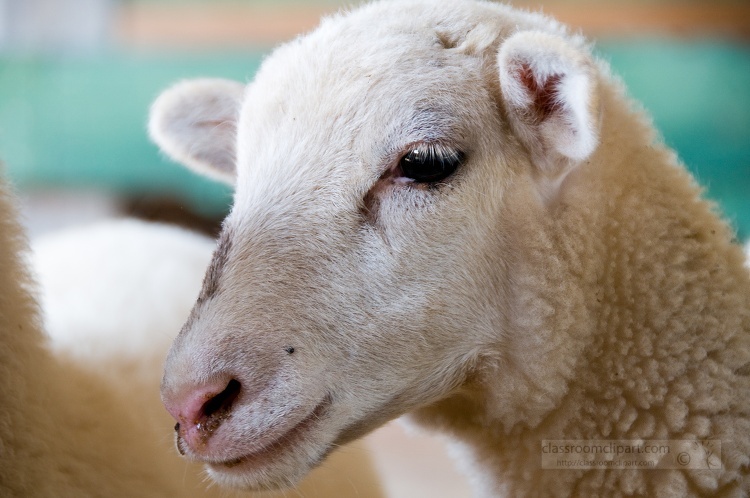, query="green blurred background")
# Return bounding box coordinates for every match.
[1,0,748,237]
